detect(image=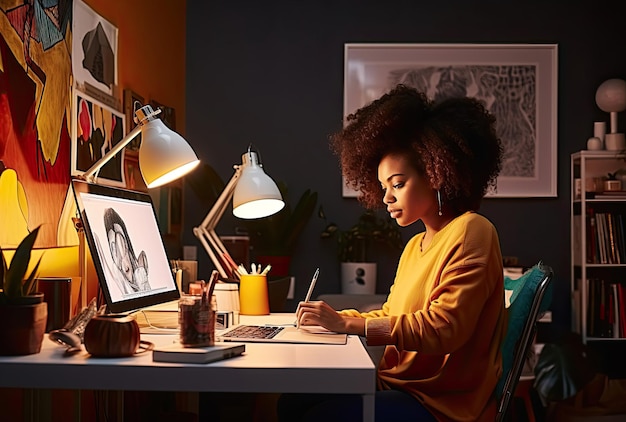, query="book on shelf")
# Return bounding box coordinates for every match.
[617,283,626,338]
[590,191,626,200]
[586,279,625,339]
[584,207,626,264]
[152,342,245,364]
[611,283,620,338]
